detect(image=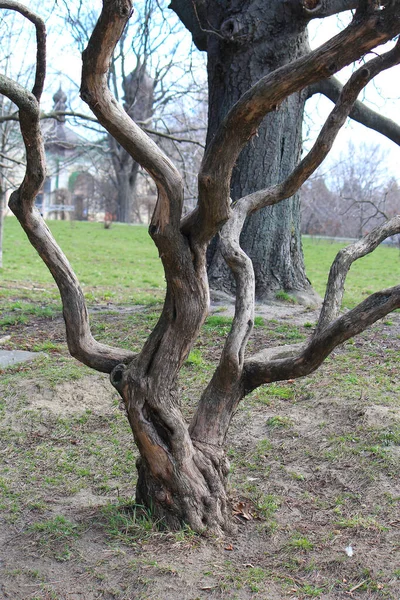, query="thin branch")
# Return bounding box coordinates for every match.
[316,215,400,333]
[0,150,25,165]
[0,1,46,101]
[308,76,400,146]
[243,283,400,392]
[0,113,203,169]
[0,110,99,124]
[143,126,205,148]
[0,109,19,123]
[341,197,388,220]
